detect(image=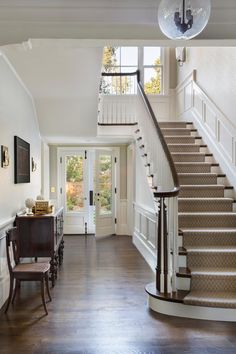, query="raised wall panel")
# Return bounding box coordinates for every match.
[193,89,203,118]
[218,121,234,162]
[176,89,184,117]
[205,104,217,138]
[140,214,147,240]
[184,82,193,112]
[147,218,156,249]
